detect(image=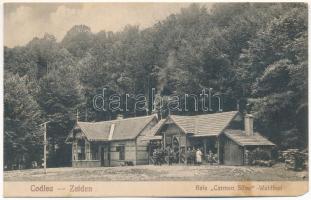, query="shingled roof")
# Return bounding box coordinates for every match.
[169,111,239,137]
[66,115,157,142]
[147,118,167,137]
[136,118,167,141]
[224,129,275,146]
